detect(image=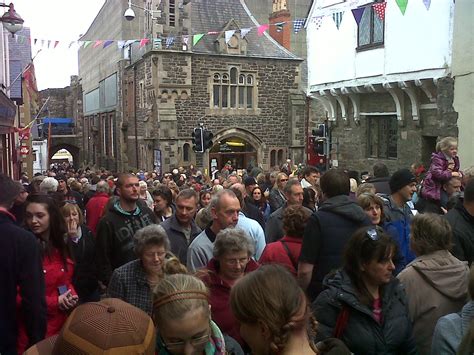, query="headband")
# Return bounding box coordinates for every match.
[153,290,208,309]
